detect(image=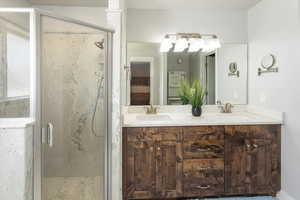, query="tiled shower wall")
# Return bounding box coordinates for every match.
[42,31,106,200]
